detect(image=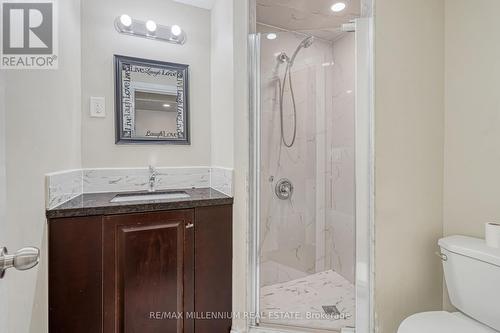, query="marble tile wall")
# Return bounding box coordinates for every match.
[258,26,356,287]
[260,260,308,286]
[46,166,233,208]
[258,28,334,286]
[45,169,83,209]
